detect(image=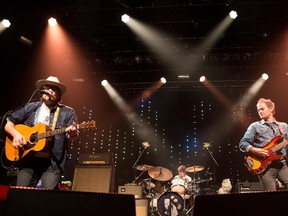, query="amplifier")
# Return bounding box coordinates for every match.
[118,185,143,198]
[234,182,262,193]
[72,165,115,193]
[78,152,113,165]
